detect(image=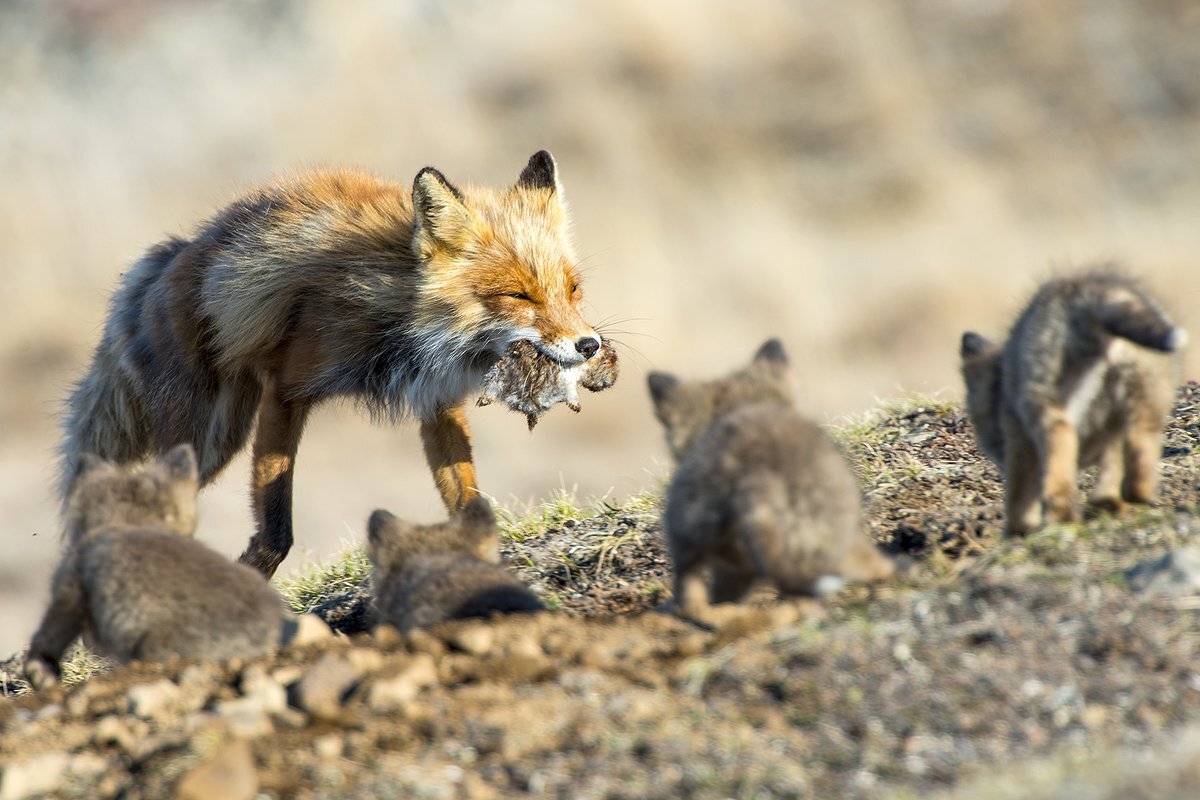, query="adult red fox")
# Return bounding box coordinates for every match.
[61,151,606,576]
